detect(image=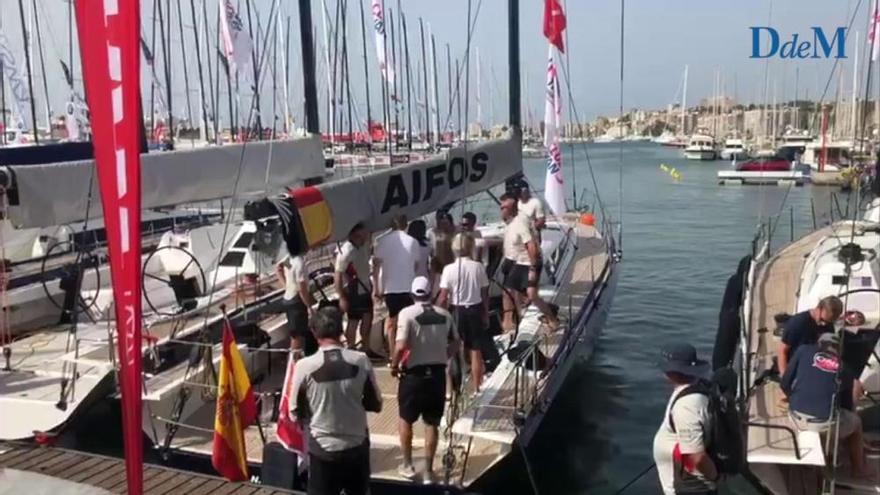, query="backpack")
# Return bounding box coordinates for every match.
[668,370,744,475]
